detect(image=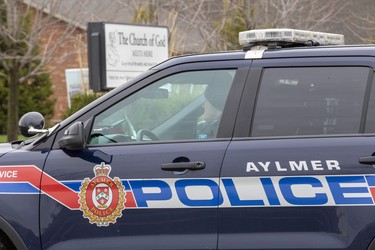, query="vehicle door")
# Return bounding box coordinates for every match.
[40,61,249,250]
[218,57,375,250]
